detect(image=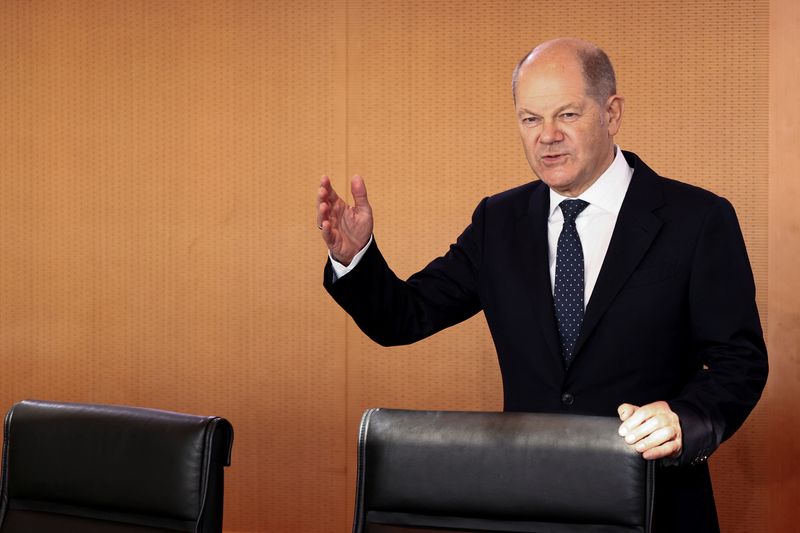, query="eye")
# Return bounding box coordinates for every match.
[521,116,541,126]
[560,112,579,121]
